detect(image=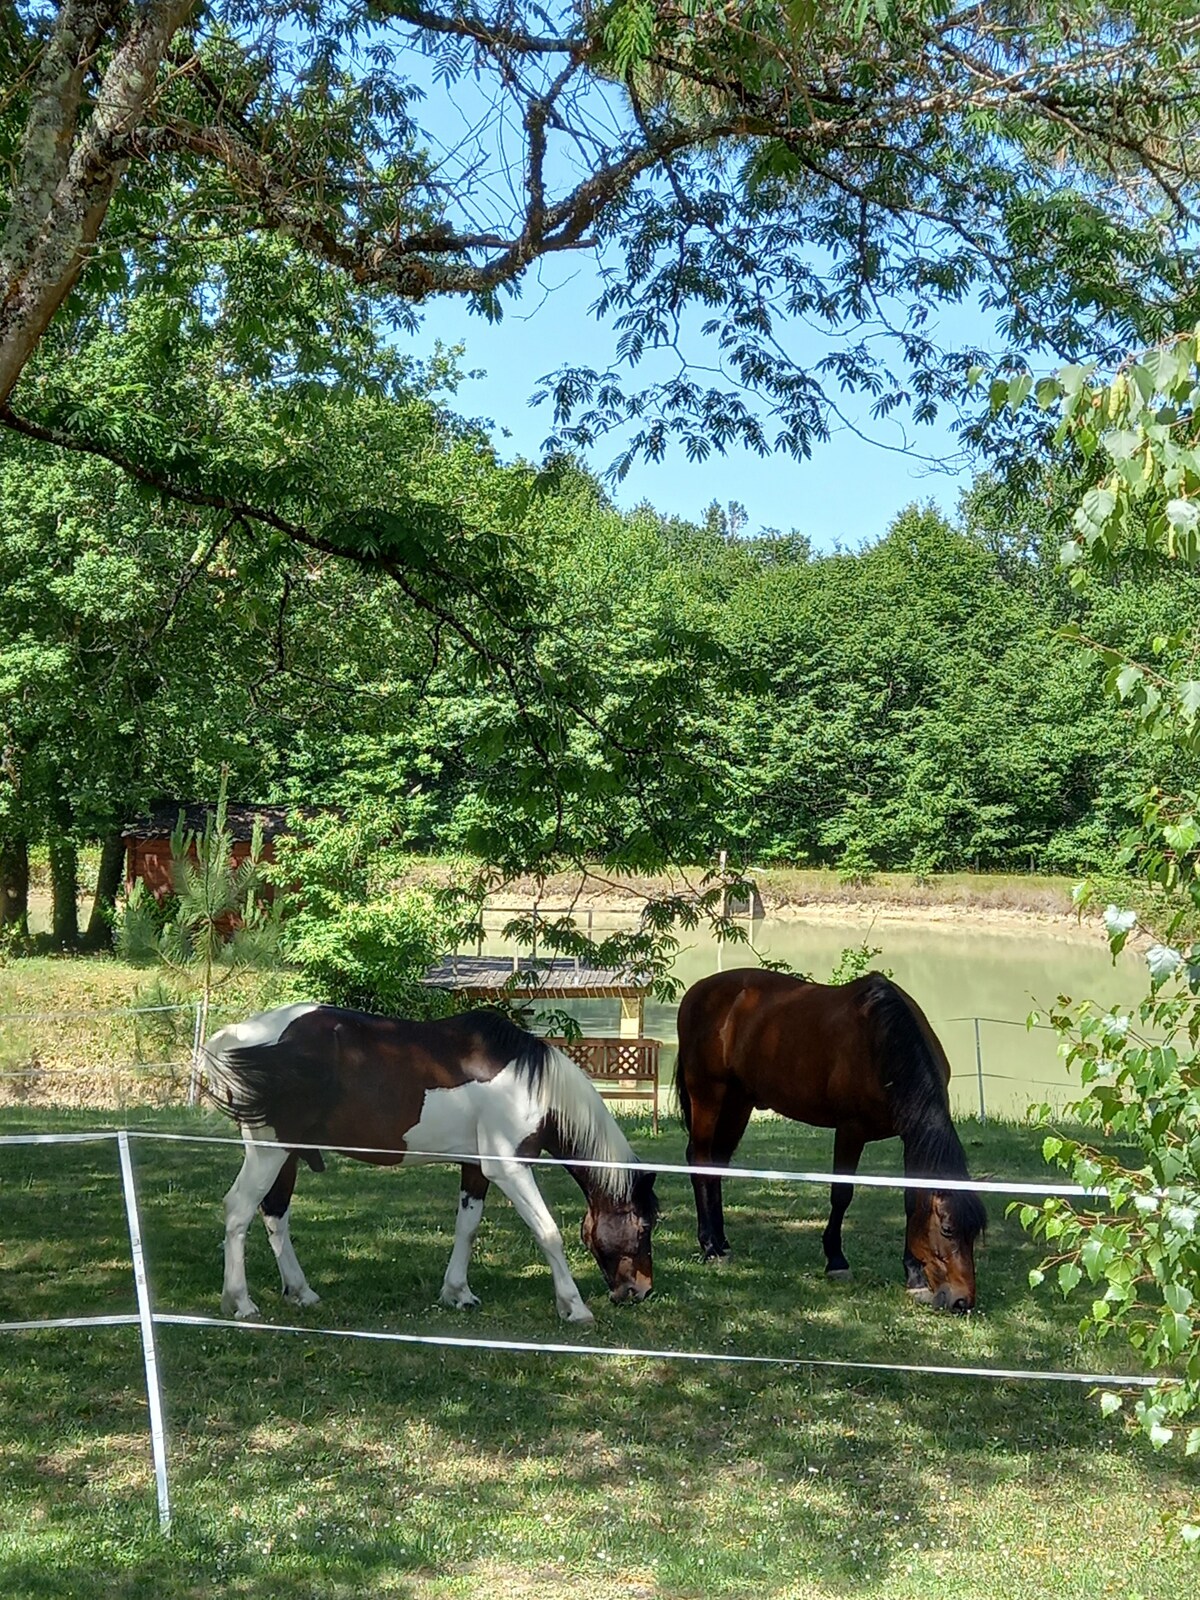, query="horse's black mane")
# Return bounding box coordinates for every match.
[463,1008,553,1087]
[860,974,988,1242]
